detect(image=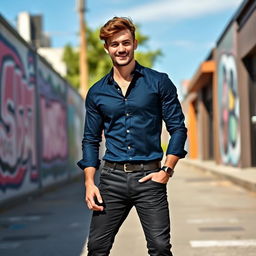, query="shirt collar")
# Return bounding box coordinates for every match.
[107,61,144,84]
